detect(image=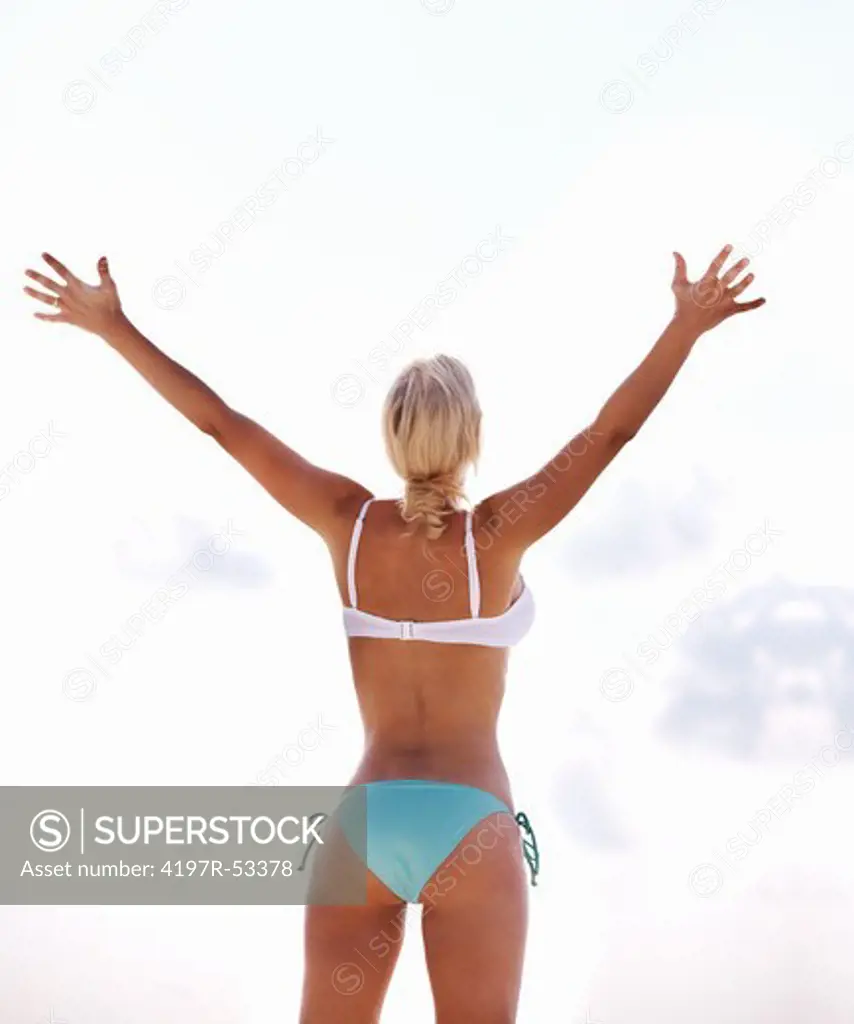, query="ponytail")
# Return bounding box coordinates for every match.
[400,472,467,540]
